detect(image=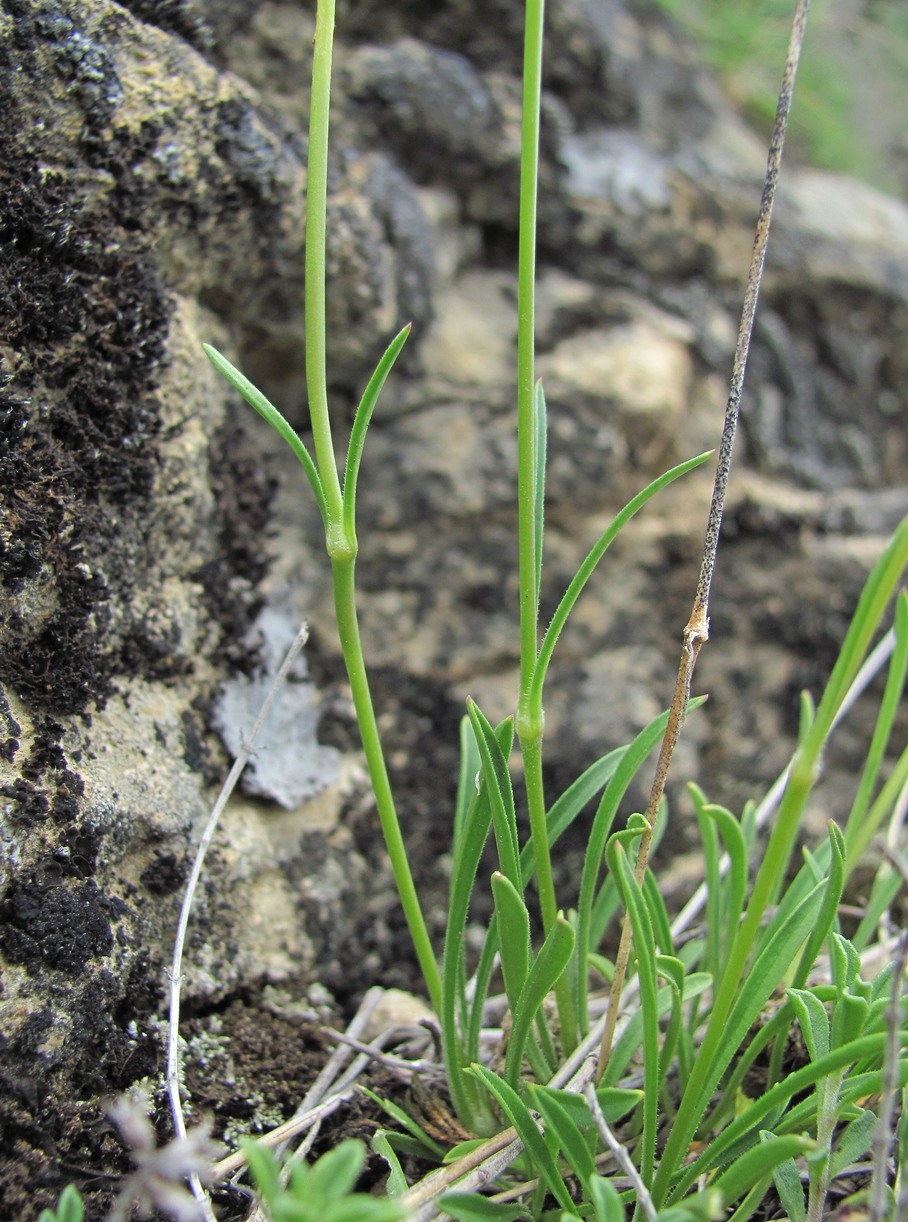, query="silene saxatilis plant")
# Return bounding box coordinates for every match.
[101,0,908,1220]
